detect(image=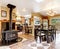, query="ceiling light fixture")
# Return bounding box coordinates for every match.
[46,9,56,16]
[35,0,43,3]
